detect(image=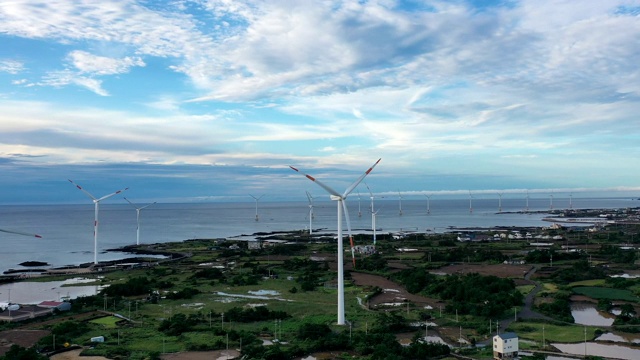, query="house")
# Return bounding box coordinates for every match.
[493,332,518,359]
[38,301,72,312]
